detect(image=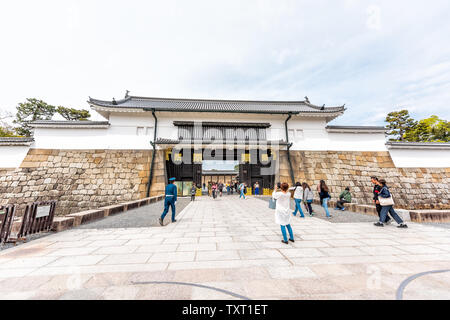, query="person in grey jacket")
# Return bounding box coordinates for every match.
[302,182,314,216]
